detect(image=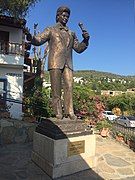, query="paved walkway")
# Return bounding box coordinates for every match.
[0,135,135,180]
[94,135,135,179]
